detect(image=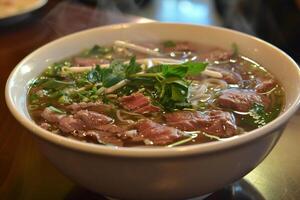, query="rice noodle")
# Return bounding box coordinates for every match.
[116,110,134,124]
[189,83,211,106]
[121,110,146,117]
[189,78,227,105]
[189,84,208,101]
[114,40,163,57]
[105,79,129,94]
[201,78,228,90]
[202,67,223,78]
